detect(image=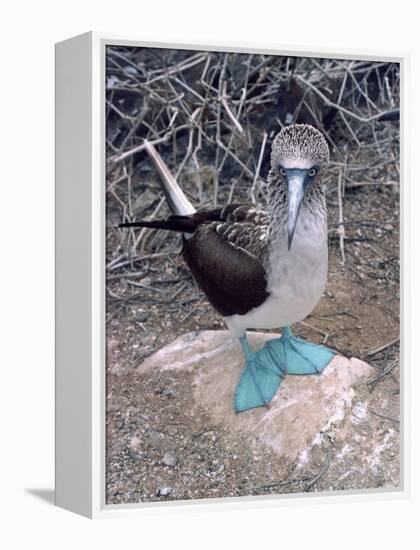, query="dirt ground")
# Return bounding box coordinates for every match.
[105,182,400,505]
